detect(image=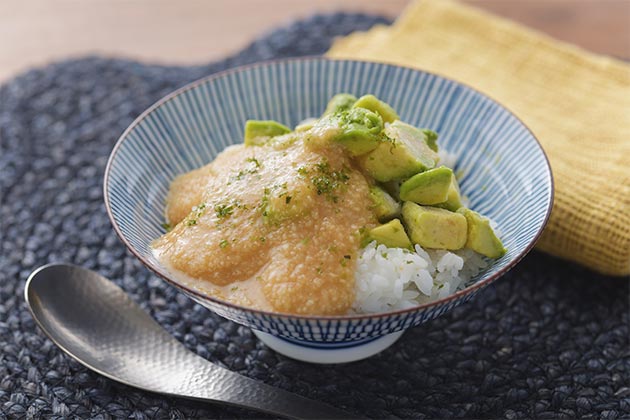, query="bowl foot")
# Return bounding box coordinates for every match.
[252,330,405,364]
